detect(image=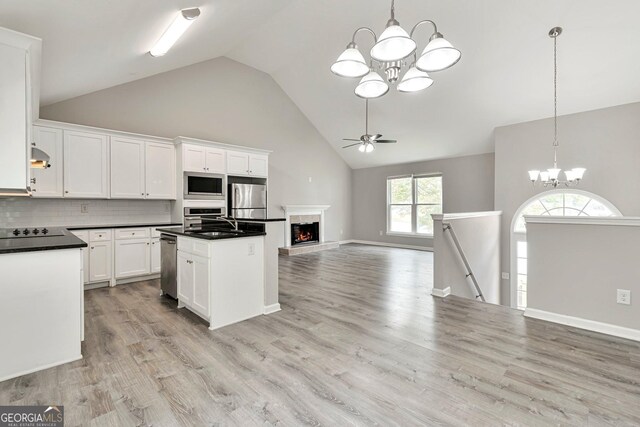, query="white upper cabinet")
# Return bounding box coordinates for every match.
[0,28,40,196]
[183,144,226,174]
[227,151,268,177]
[31,126,63,198]
[145,142,176,199]
[64,130,109,198]
[249,154,268,177]
[110,137,145,199]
